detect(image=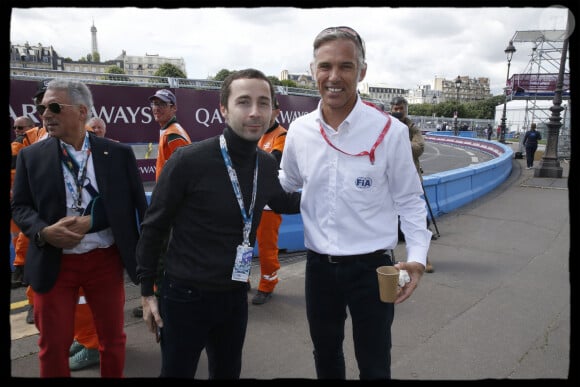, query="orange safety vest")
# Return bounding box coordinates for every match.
[258,124,287,154]
[155,121,191,180]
